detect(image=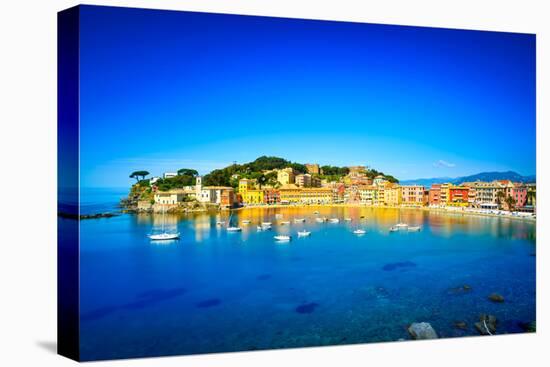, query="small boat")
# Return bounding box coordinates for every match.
[261,222,272,227]
[297,230,311,237]
[227,226,242,232]
[280,221,291,225]
[149,205,179,241]
[407,226,421,232]
[294,218,306,223]
[149,232,180,240]
[329,218,340,223]
[274,235,291,241]
[395,223,409,229]
[315,217,325,223]
[353,229,366,235]
[241,219,251,225]
[389,226,398,232]
[344,218,352,222]
[313,211,319,214]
